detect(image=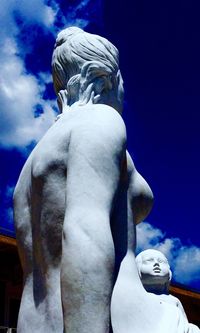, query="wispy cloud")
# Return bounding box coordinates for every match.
[51,0,103,31]
[173,246,200,284]
[0,185,15,233]
[0,0,56,32]
[0,37,56,147]
[136,222,200,288]
[136,220,165,250]
[0,0,58,148]
[0,0,103,149]
[54,0,90,30]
